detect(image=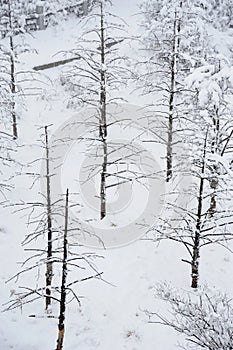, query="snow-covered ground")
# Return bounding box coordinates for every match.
[1,1,233,350]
